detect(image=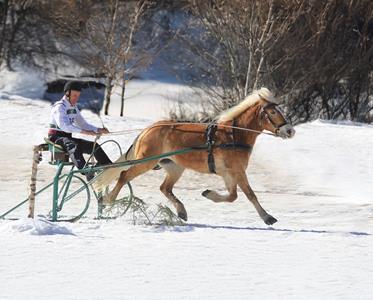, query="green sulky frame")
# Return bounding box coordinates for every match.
[0,137,205,222]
